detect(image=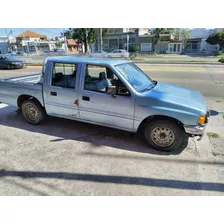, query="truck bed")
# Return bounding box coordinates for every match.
[2,73,42,84]
[0,73,44,108]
